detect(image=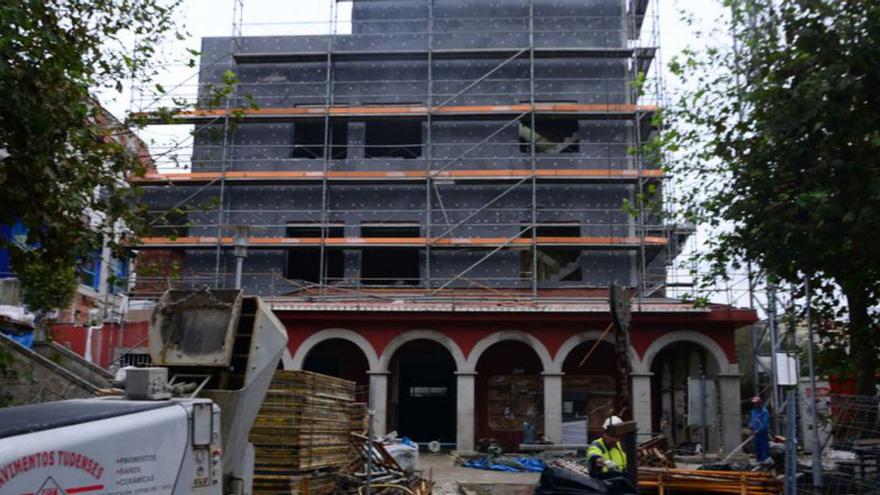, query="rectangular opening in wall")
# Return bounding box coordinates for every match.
[284,223,344,283]
[520,224,583,282]
[291,121,348,159]
[409,386,448,398]
[360,223,420,286]
[365,120,422,159]
[519,116,580,154]
[146,210,188,237]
